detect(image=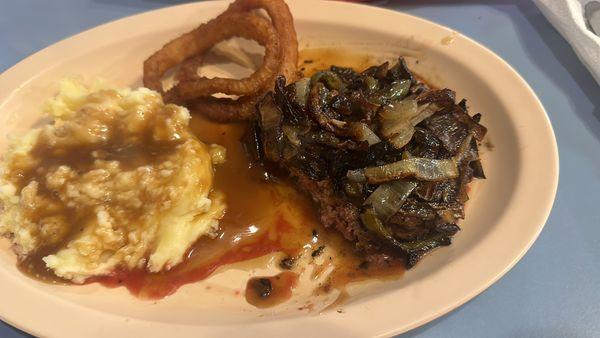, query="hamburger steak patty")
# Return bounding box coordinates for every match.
[247,58,486,268]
